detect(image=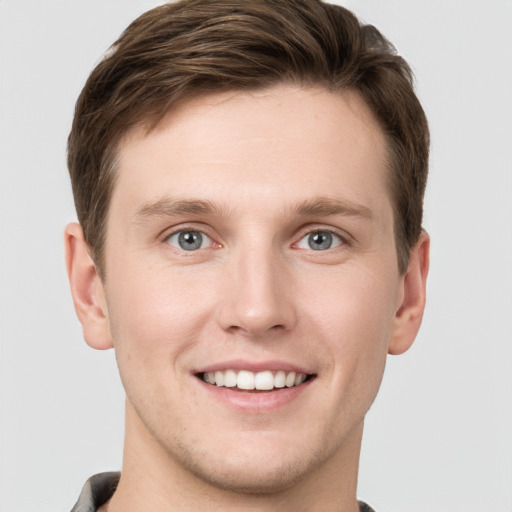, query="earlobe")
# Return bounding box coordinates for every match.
[64,223,113,350]
[388,231,430,355]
